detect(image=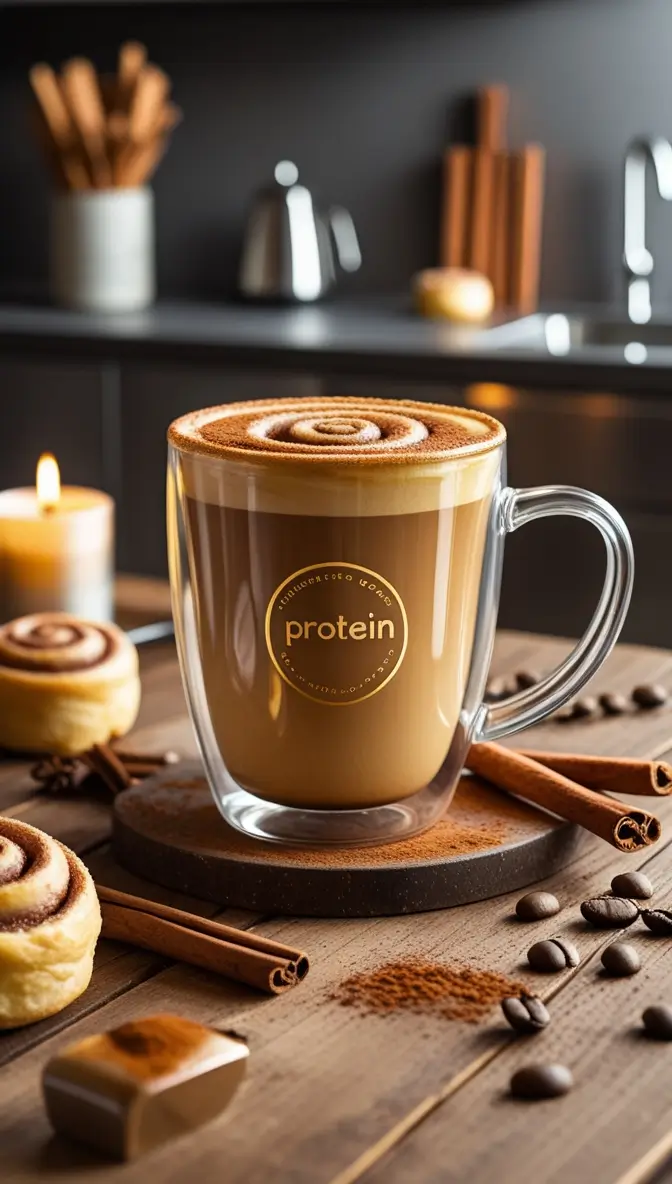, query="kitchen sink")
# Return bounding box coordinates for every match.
[484,312,672,356]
